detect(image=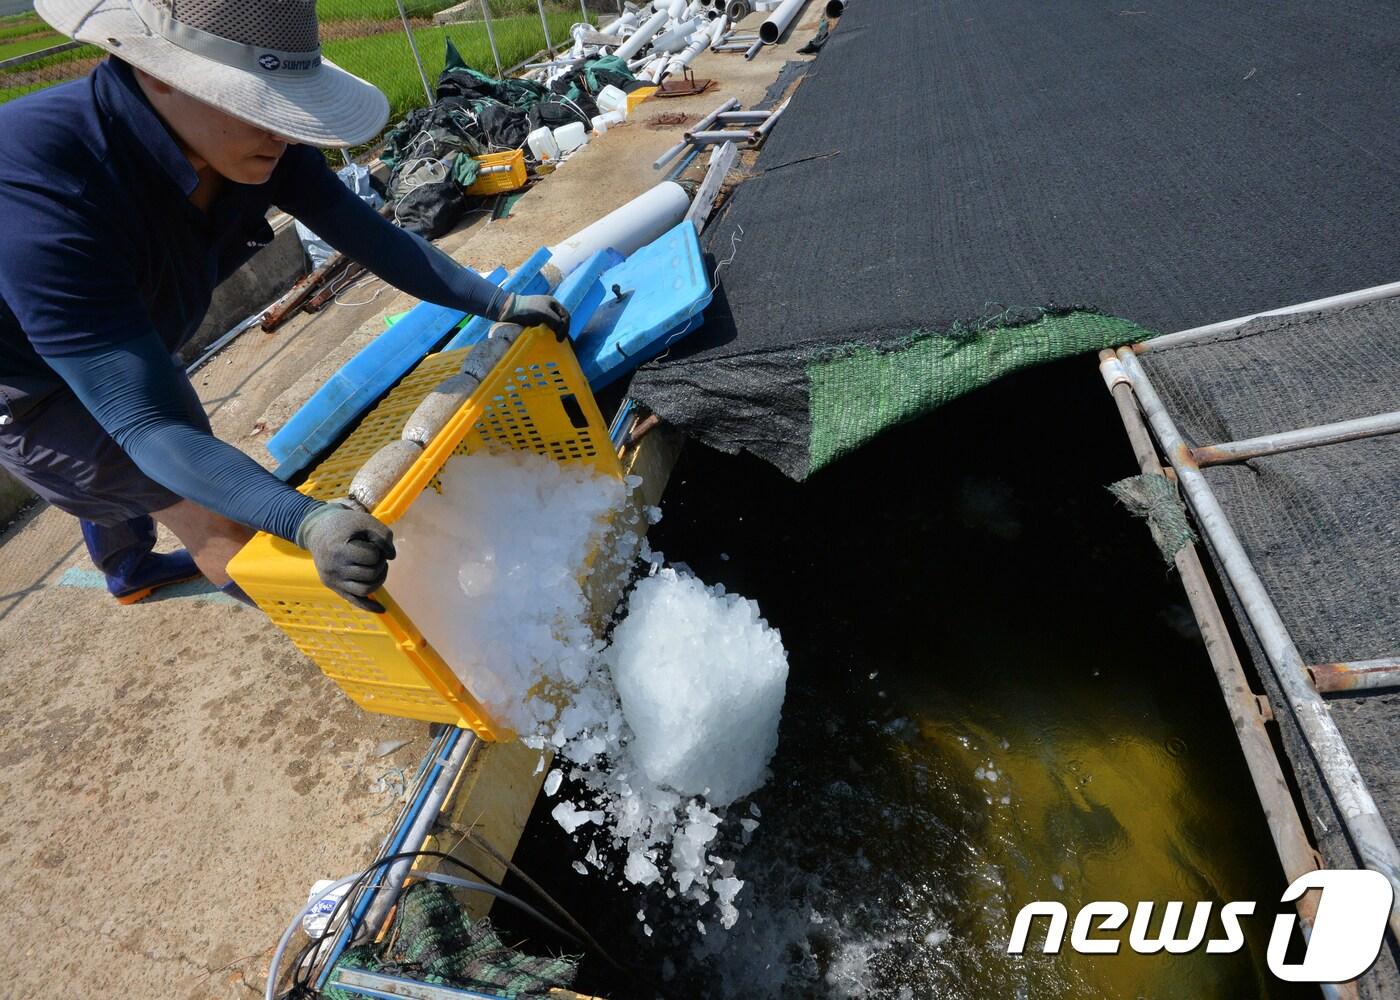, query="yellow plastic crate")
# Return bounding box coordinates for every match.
[228,330,623,740]
[465,149,527,196]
